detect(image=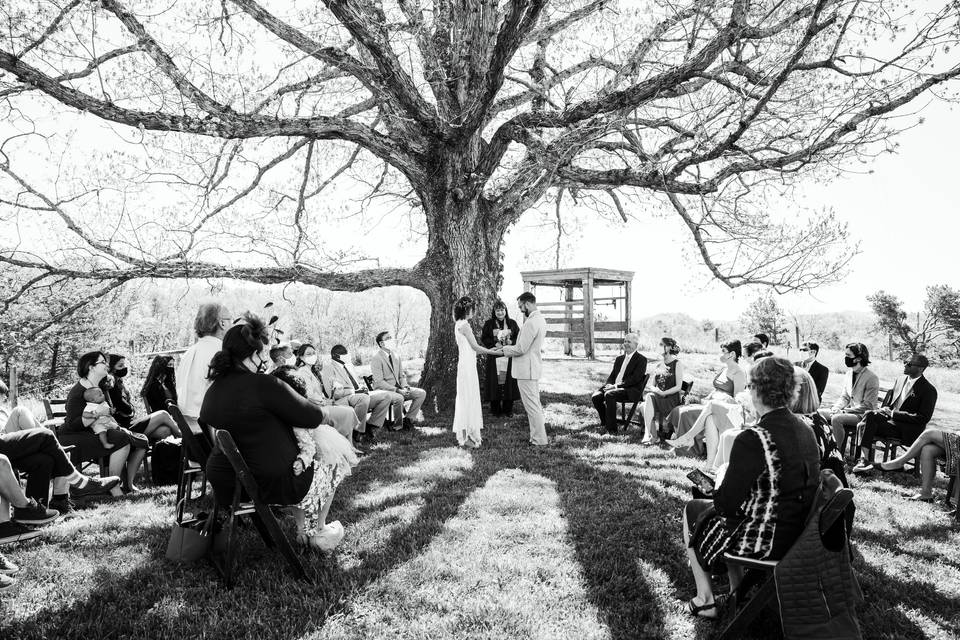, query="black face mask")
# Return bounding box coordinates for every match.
[114,368,128,378]
[844,356,857,368]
